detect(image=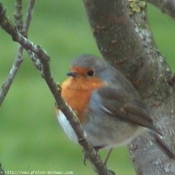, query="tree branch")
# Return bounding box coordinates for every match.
[83,0,175,174]
[23,0,35,36]
[0,0,35,106]
[0,46,23,106]
[147,0,175,20]
[82,0,174,92]
[0,3,114,175]
[83,0,145,82]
